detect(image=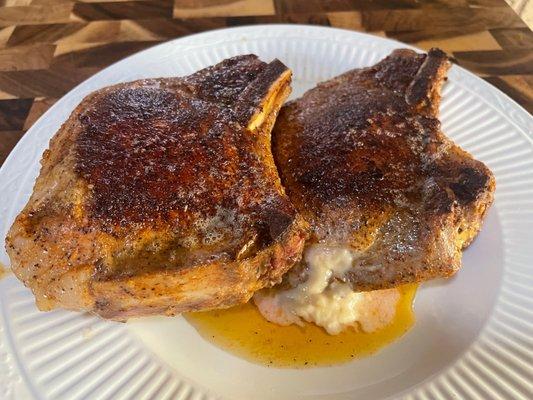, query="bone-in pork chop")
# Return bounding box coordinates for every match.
[272,48,495,291]
[6,55,308,319]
